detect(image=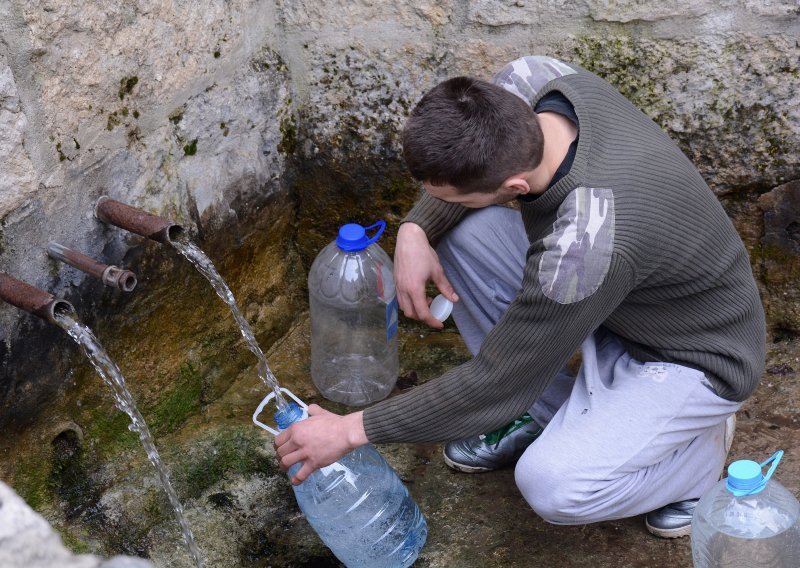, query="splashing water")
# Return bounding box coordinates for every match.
[54,311,205,568]
[170,234,289,411]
